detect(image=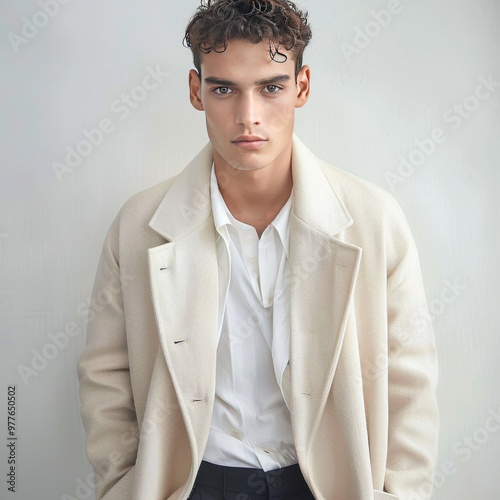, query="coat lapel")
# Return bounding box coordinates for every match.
[287,137,362,461]
[147,143,219,465]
